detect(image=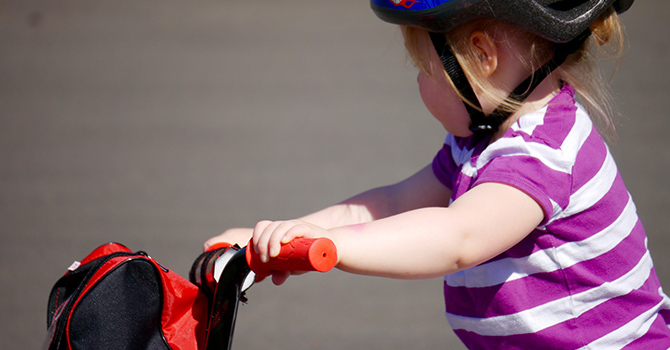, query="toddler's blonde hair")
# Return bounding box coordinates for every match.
[402,8,625,139]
